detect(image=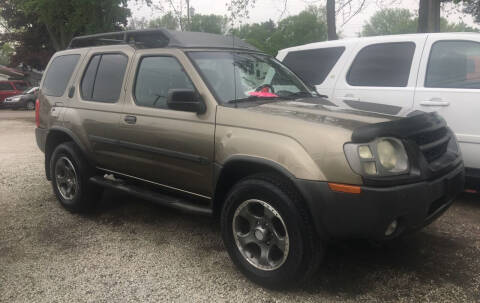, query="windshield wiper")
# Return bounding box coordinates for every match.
[280,91,313,98]
[226,96,285,104]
